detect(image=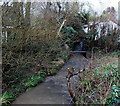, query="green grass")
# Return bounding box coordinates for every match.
[1,69,47,106]
[0,93,15,106]
[22,70,47,87]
